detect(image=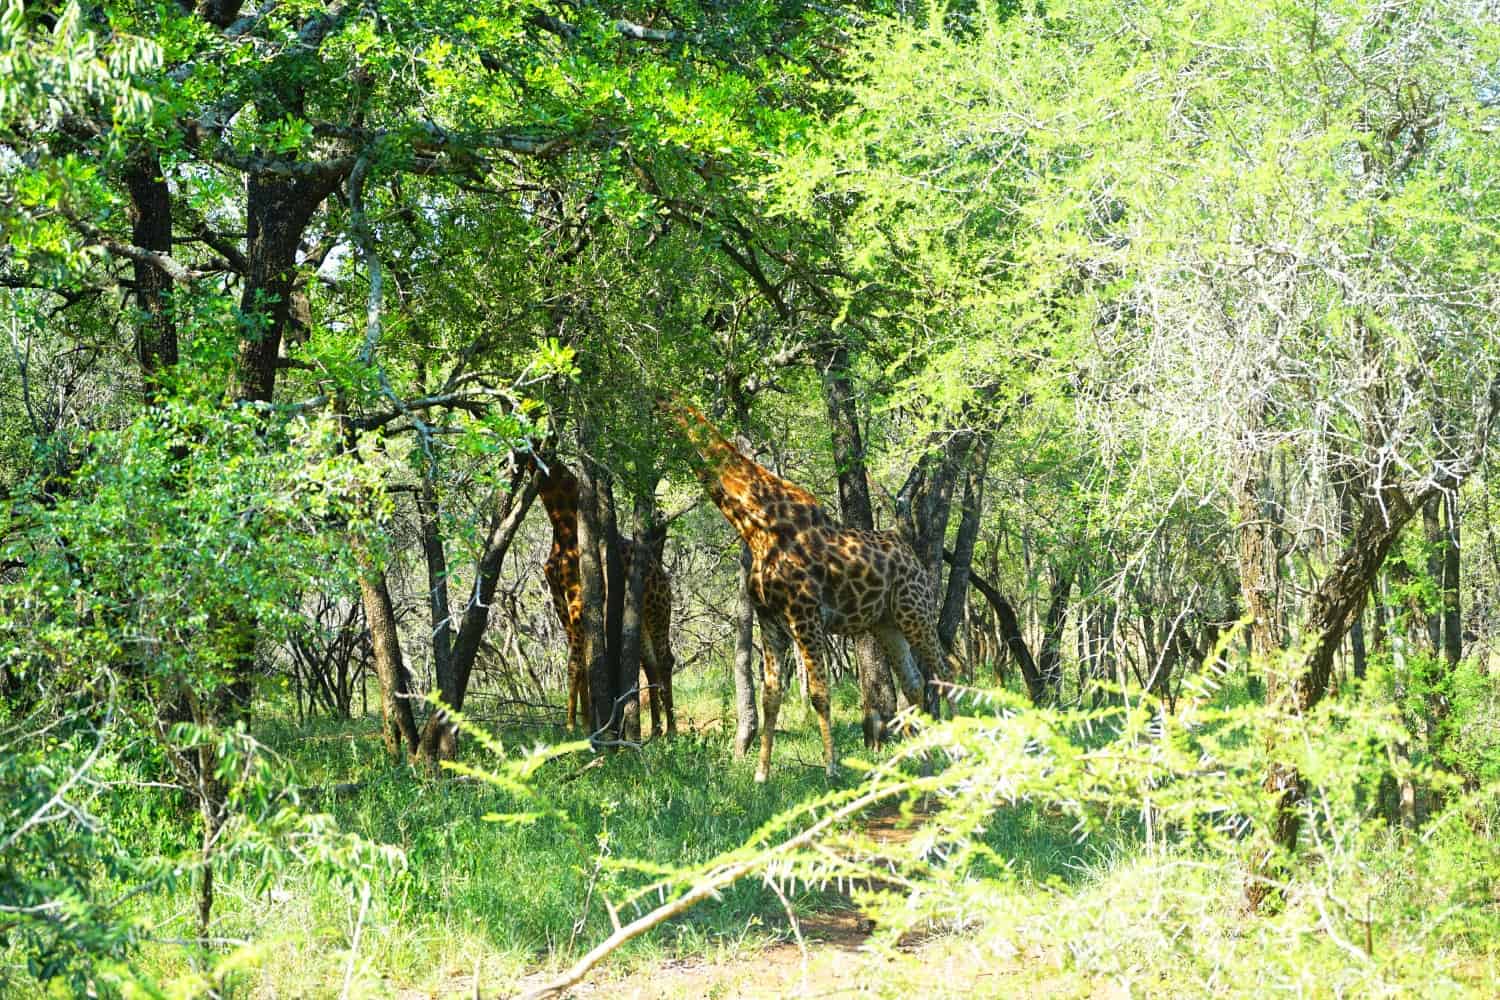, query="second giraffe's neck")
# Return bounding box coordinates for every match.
[536,465,580,542]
